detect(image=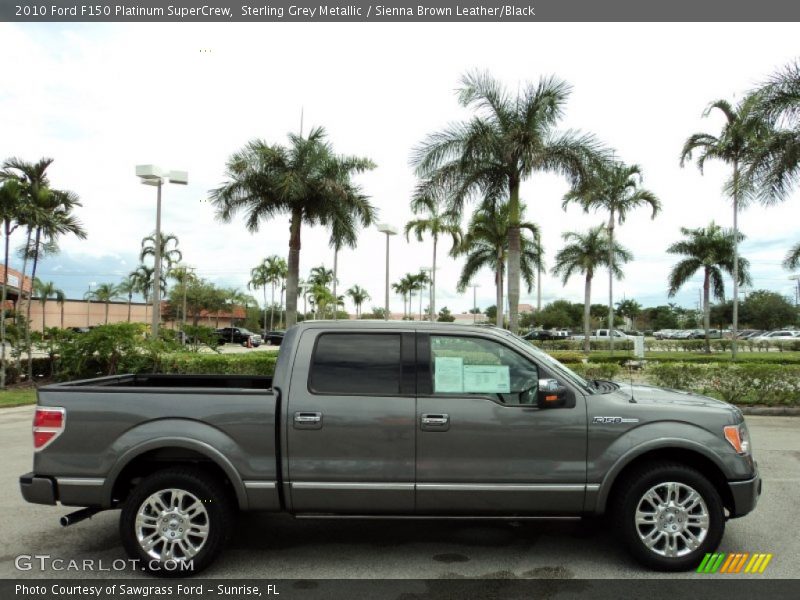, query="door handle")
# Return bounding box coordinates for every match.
[294,412,322,423]
[421,414,449,426]
[293,411,323,429]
